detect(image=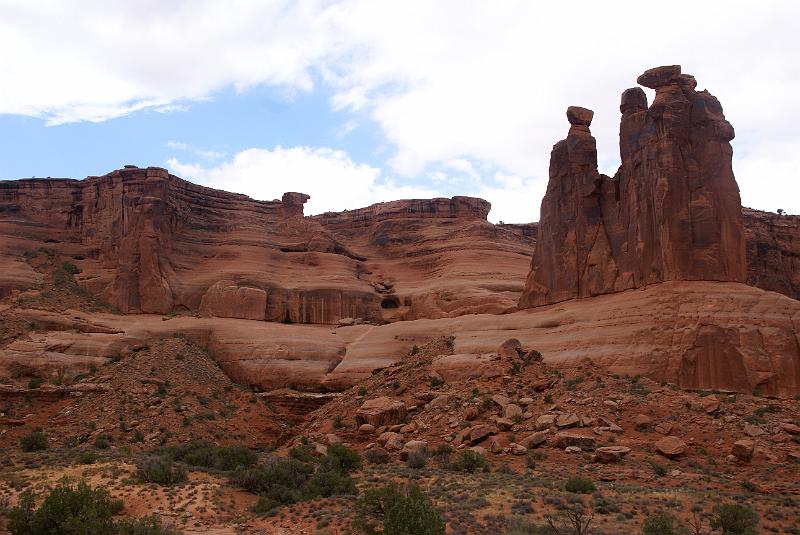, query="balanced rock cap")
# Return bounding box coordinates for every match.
[637,65,681,89]
[566,106,594,126]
